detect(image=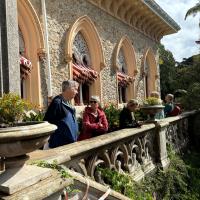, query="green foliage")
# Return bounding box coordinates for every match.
[31,160,71,179]
[98,147,200,200]
[159,44,177,98]
[134,109,148,121]
[174,54,200,110]
[0,93,32,125]
[141,147,200,200]
[143,97,162,106]
[103,103,121,131]
[159,43,200,110]
[23,110,45,122]
[181,83,200,110]
[185,2,200,25]
[31,160,80,196]
[97,167,153,199]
